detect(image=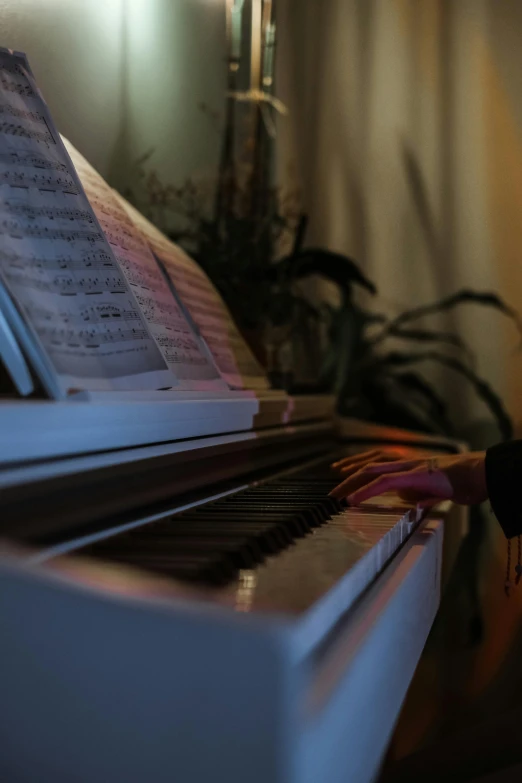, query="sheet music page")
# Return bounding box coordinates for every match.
[63,139,225,391]
[0,49,174,395]
[116,196,270,391]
